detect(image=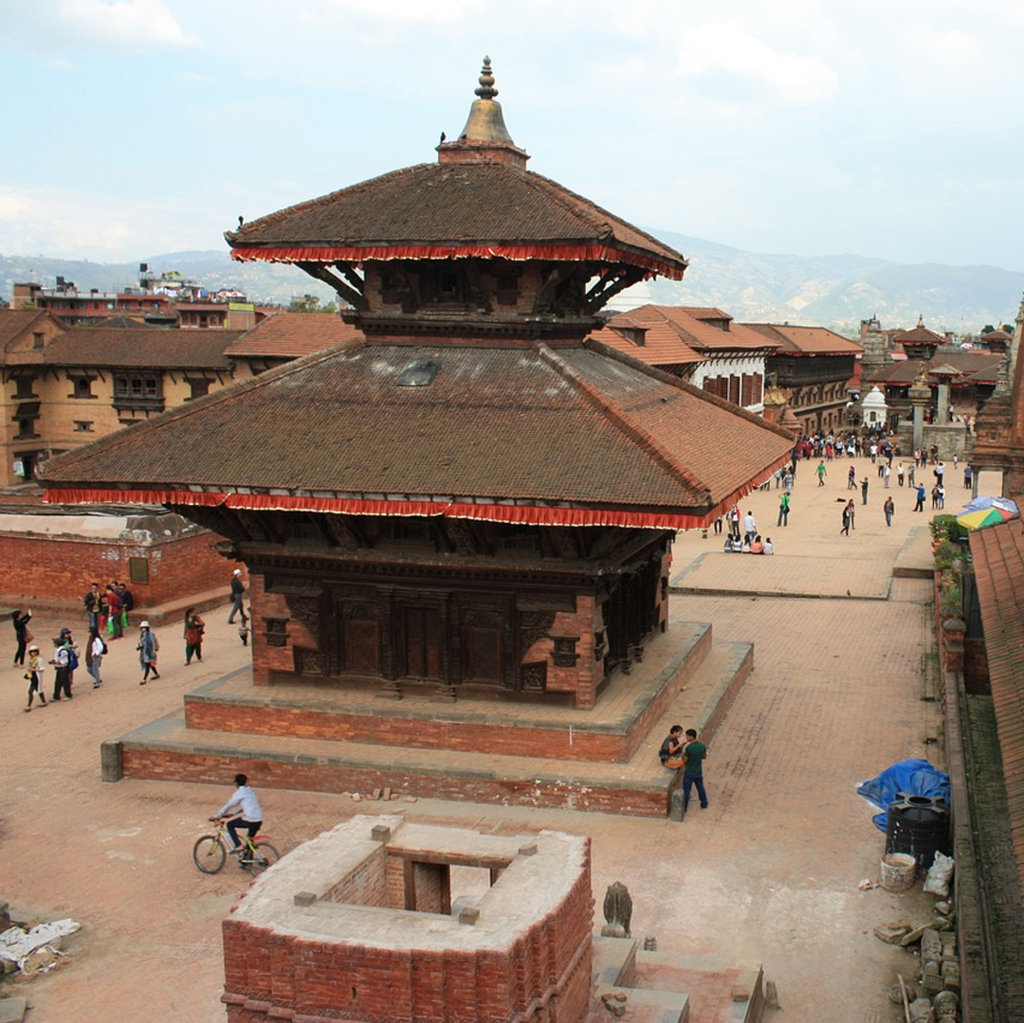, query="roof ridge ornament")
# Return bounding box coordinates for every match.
[438,56,528,167]
[475,56,498,101]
